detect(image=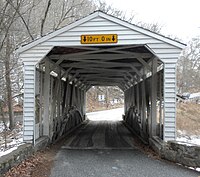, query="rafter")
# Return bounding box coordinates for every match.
[114,50,152,71]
